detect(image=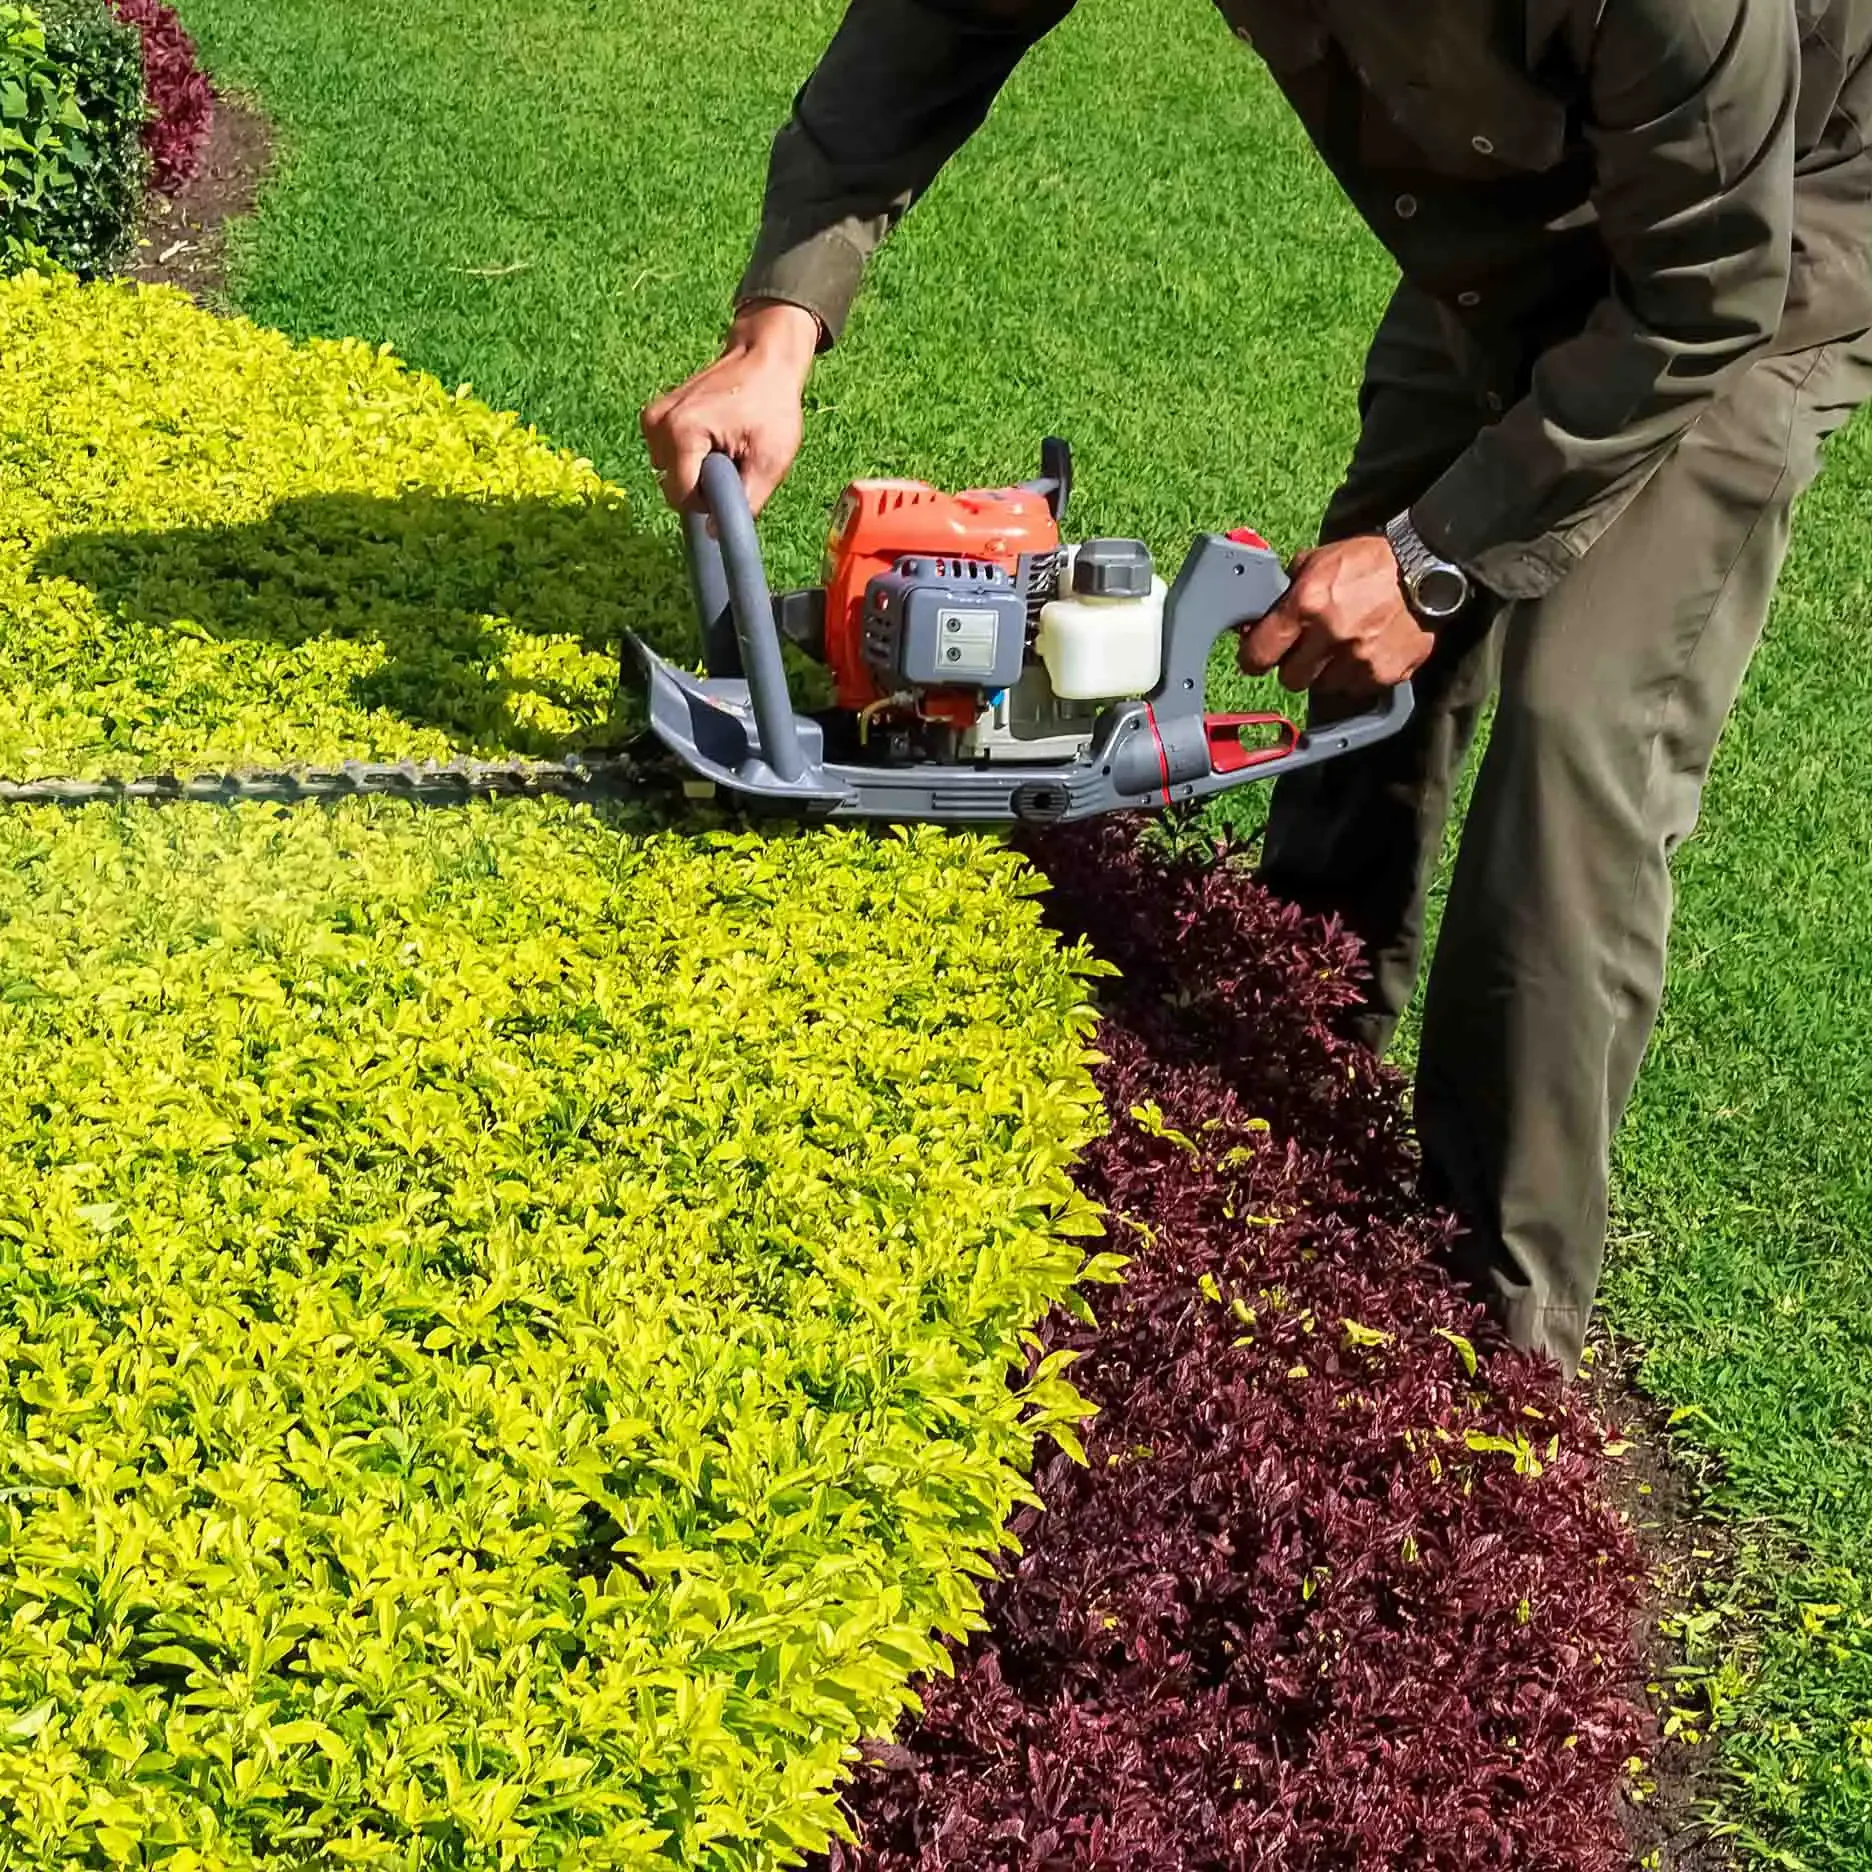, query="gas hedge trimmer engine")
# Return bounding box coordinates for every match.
[629,437,1414,824]
[813,441,1178,772]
